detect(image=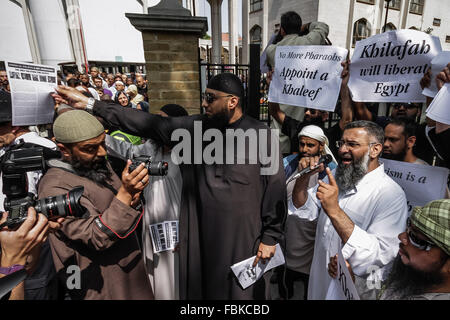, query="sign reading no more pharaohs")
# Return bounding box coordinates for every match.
[348,30,442,103]
[268,45,348,112]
